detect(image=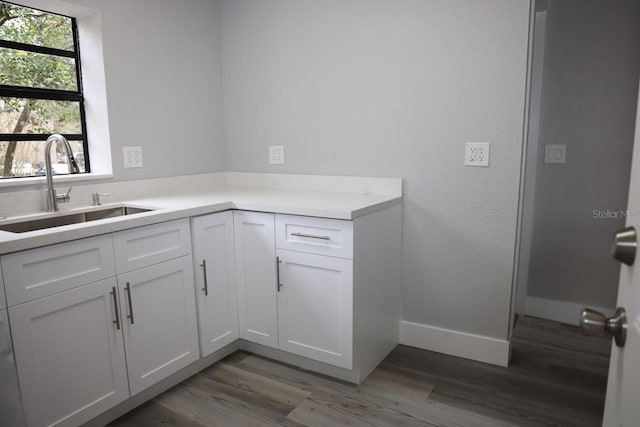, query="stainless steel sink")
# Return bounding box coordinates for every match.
[0,206,153,233]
